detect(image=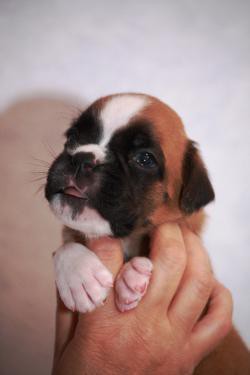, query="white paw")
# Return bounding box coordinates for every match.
[115,257,153,312]
[54,242,113,313]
